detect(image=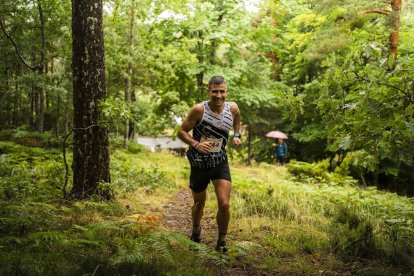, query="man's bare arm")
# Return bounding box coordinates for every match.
[177,104,212,153]
[230,102,241,147]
